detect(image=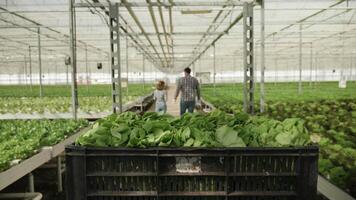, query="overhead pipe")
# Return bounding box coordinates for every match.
[273,27,356,54]
[186,12,244,68]
[188,6,235,70]
[119,15,159,66]
[76,1,251,8]
[146,0,168,67]
[276,8,353,40]
[256,0,347,43]
[121,0,165,68]
[0,6,106,55]
[191,5,228,55]
[157,0,171,63]
[89,0,159,67]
